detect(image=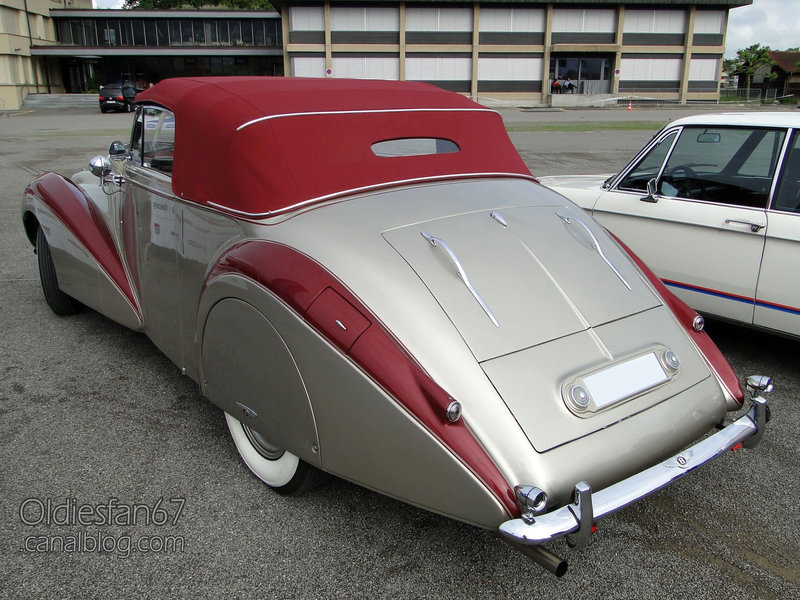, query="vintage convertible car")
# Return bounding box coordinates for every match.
[540,113,800,339]
[22,78,770,576]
